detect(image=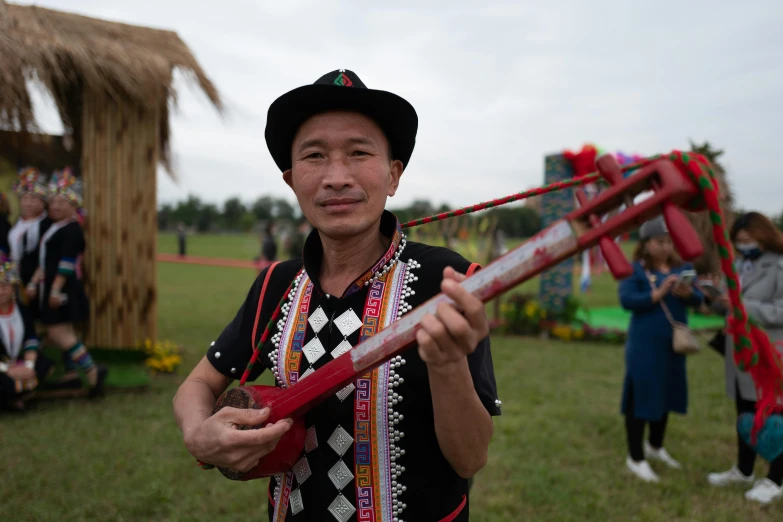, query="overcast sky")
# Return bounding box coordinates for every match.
[17,0,783,215]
